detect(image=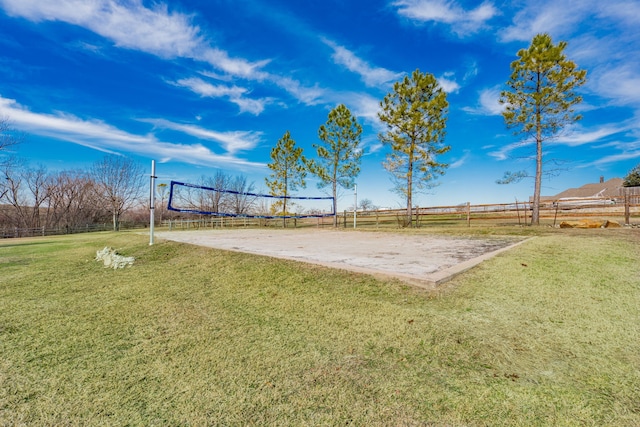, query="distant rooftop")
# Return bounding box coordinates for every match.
[542,177,623,201]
